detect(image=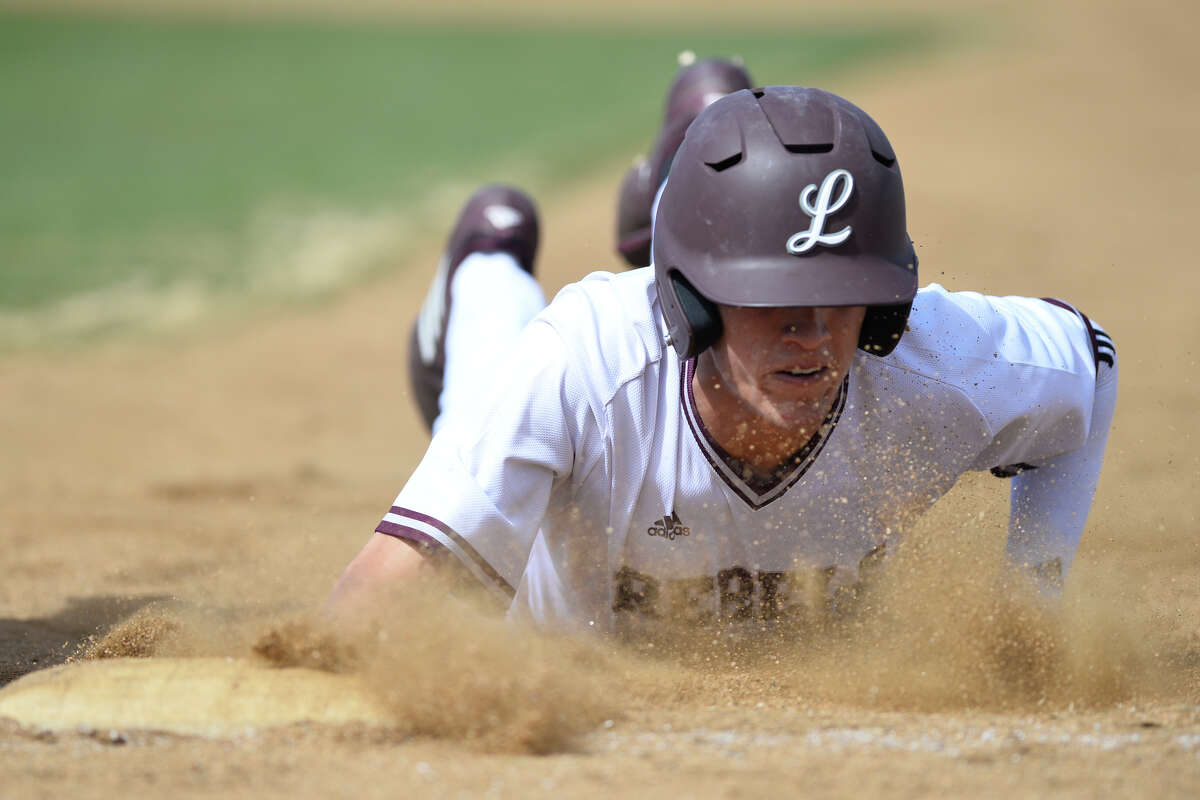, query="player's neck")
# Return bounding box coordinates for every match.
[691,355,837,476]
